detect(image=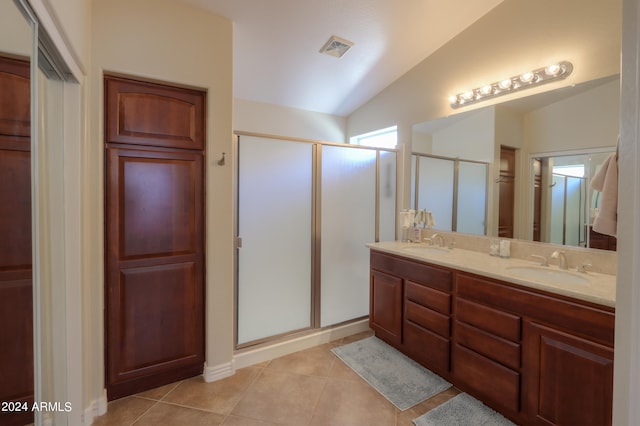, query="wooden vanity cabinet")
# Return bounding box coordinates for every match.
[455,271,614,425]
[369,251,452,374]
[369,249,615,426]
